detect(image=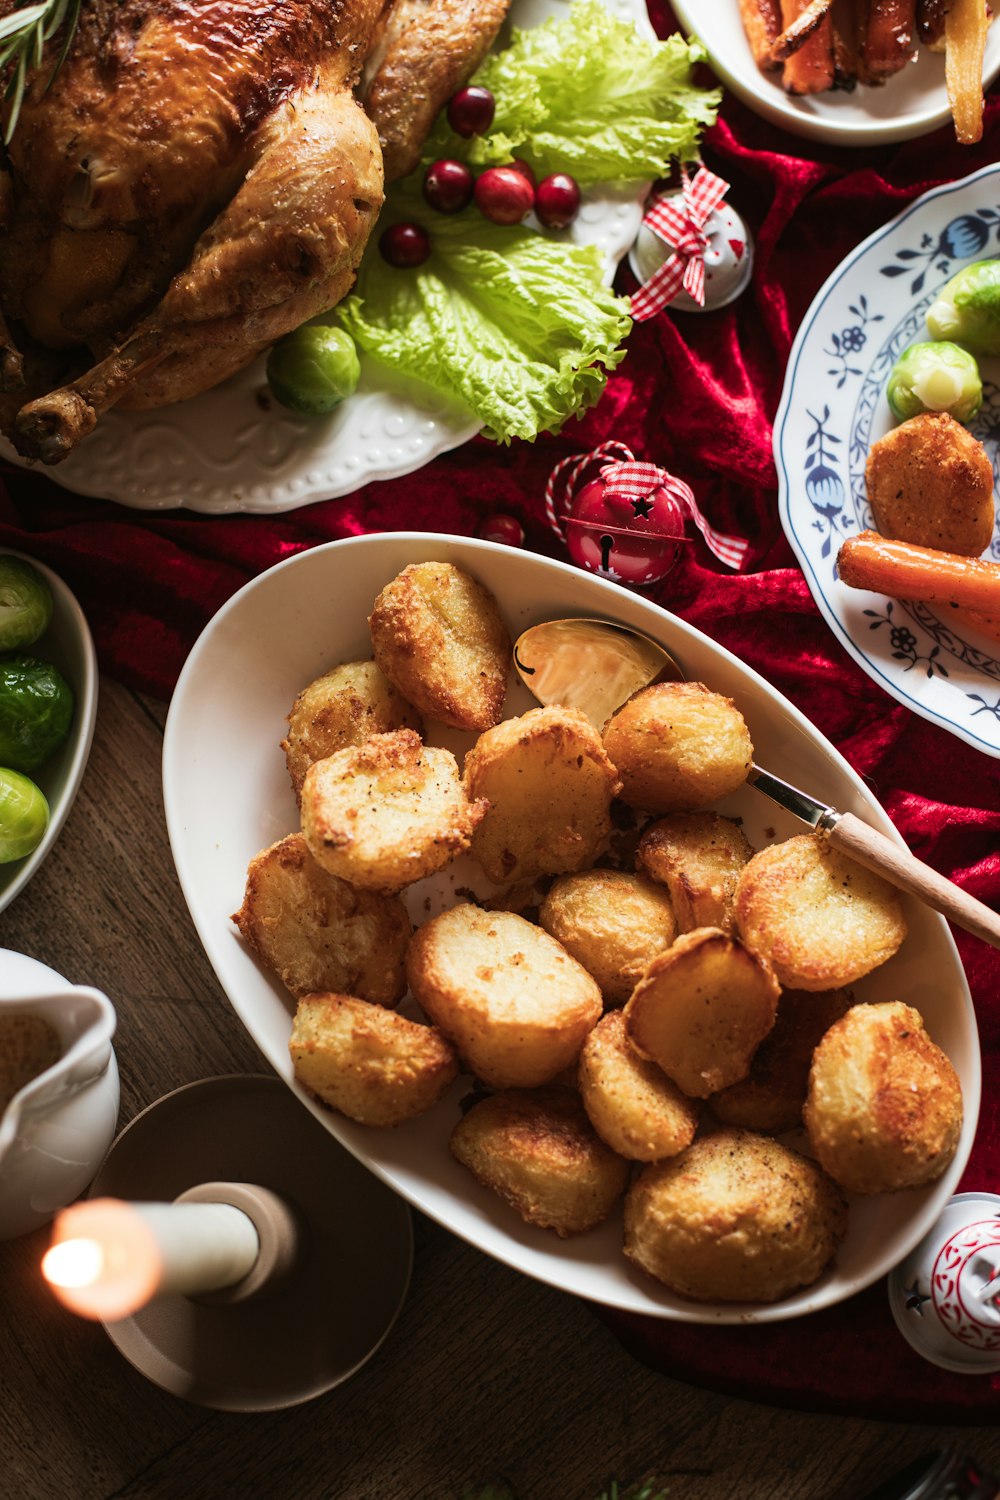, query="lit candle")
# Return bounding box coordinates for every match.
[42,1195,261,1322]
